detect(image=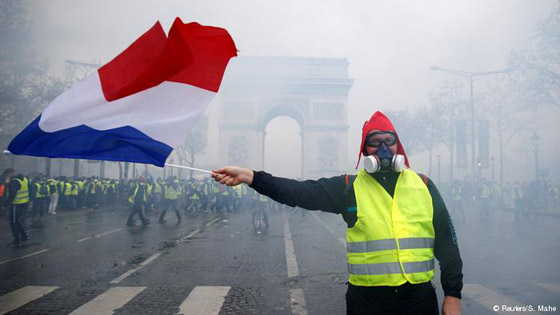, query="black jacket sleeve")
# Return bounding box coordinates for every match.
[427,177,464,299]
[249,171,347,214]
[6,178,21,205]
